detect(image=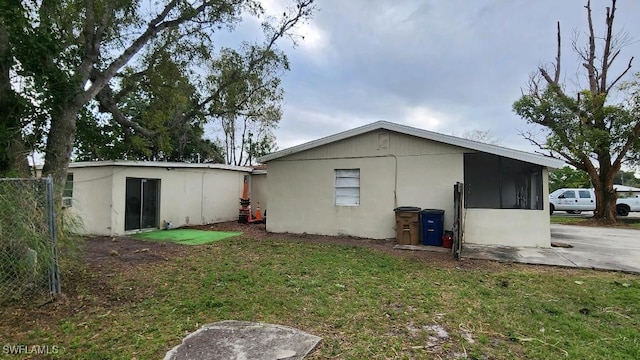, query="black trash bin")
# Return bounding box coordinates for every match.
[393,206,421,245]
[420,209,444,246]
